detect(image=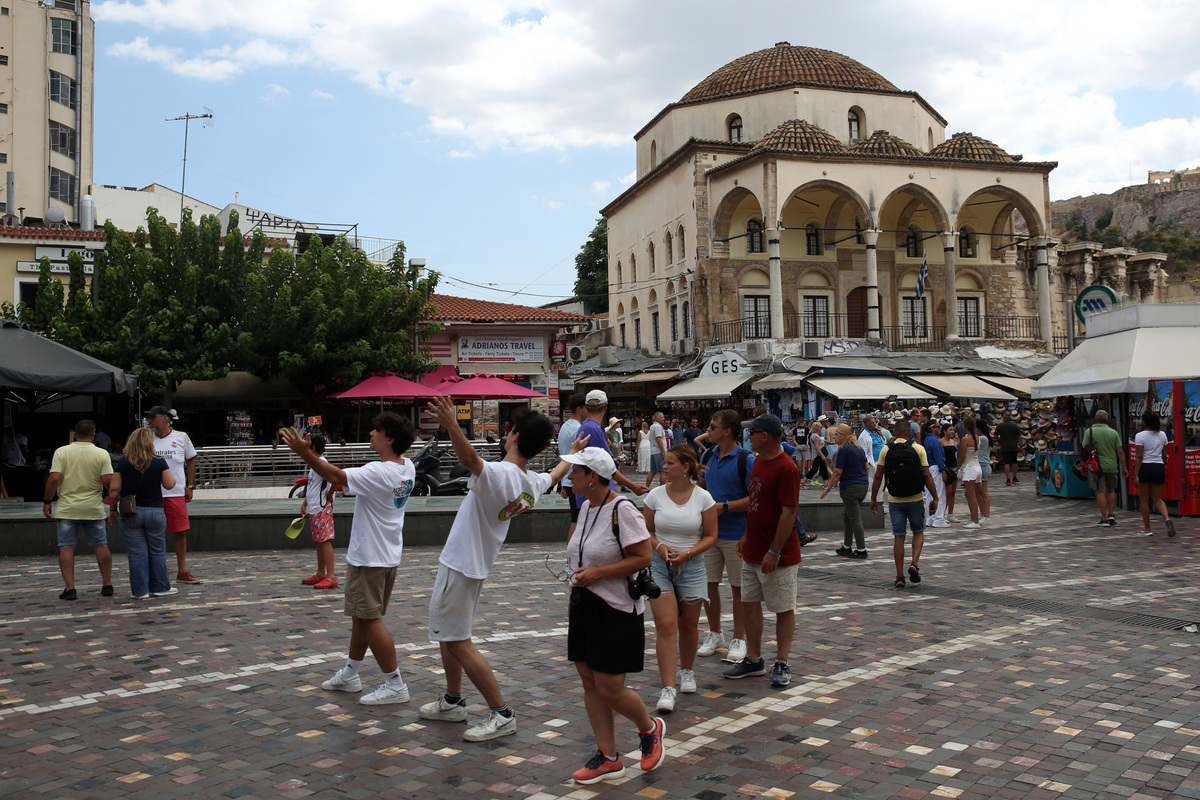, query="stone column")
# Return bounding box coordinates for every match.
[1035,236,1052,348]
[768,226,784,340]
[863,229,880,340]
[941,232,958,340]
